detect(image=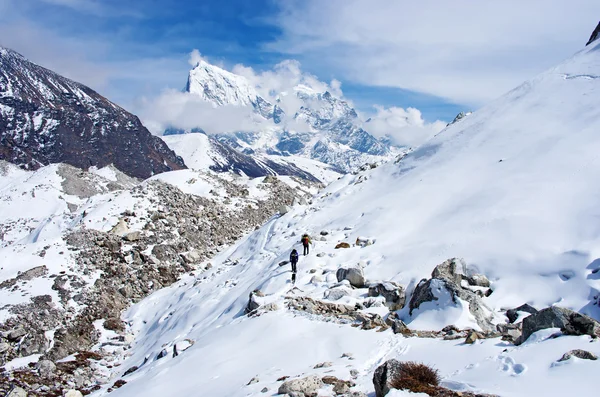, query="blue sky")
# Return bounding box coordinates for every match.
[1,0,599,124]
